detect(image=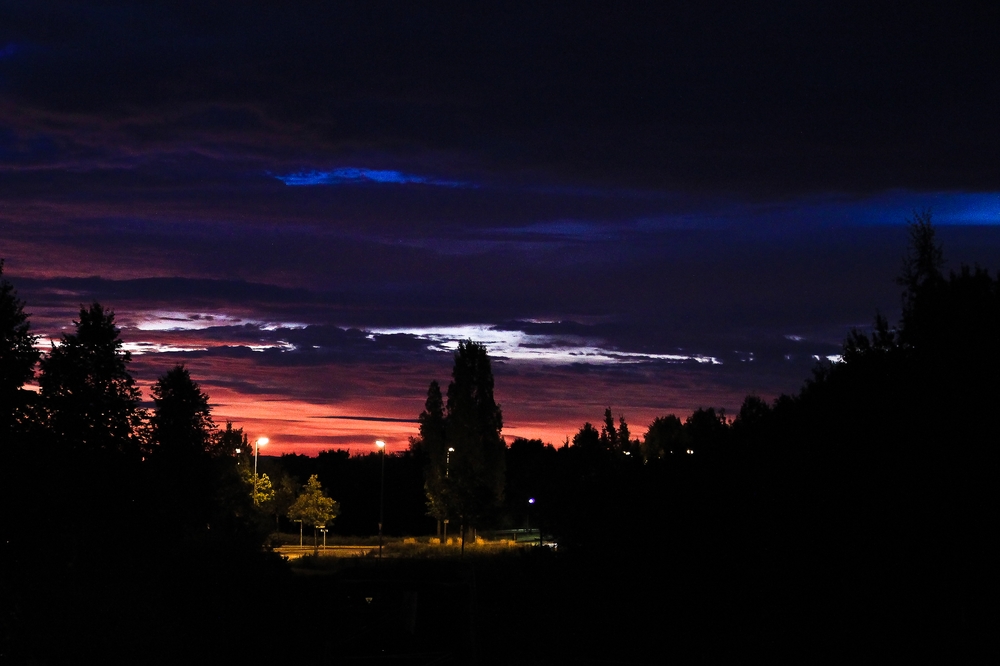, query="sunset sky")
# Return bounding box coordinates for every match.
[2,3,999,454]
